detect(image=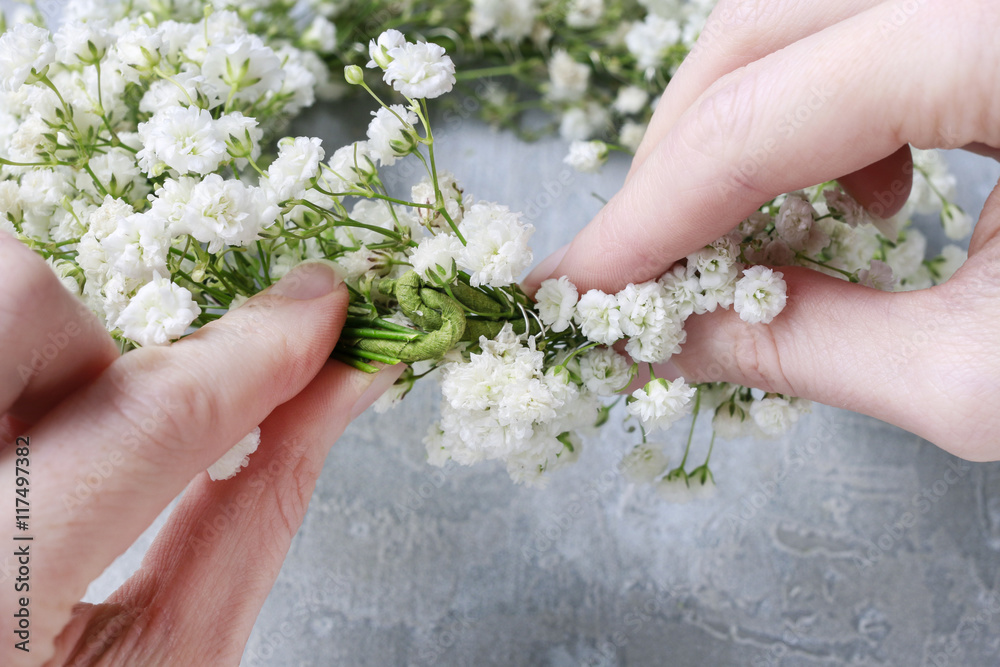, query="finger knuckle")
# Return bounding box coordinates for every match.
[731,323,796,395]
[104,347,225,462]
[0,236,63,337]
[681,71,770,201]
